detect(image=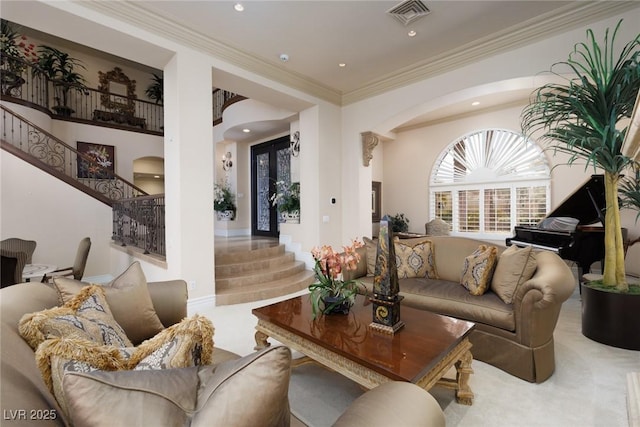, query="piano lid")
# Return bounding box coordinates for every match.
[544,174,605,226]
